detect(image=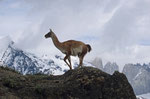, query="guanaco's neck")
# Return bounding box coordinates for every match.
[51,33,62,49]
